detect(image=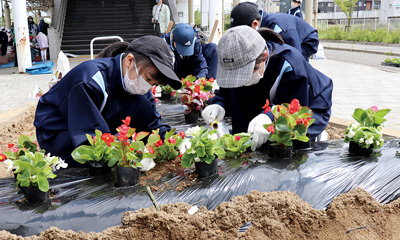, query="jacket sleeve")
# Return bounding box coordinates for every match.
[192,41,208,78]
[301,30,319,59]
[144,92,171,139]
[152,5,156,20]
[164,6,171,33]
[280,29,302,55]
[67,82,110,148]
